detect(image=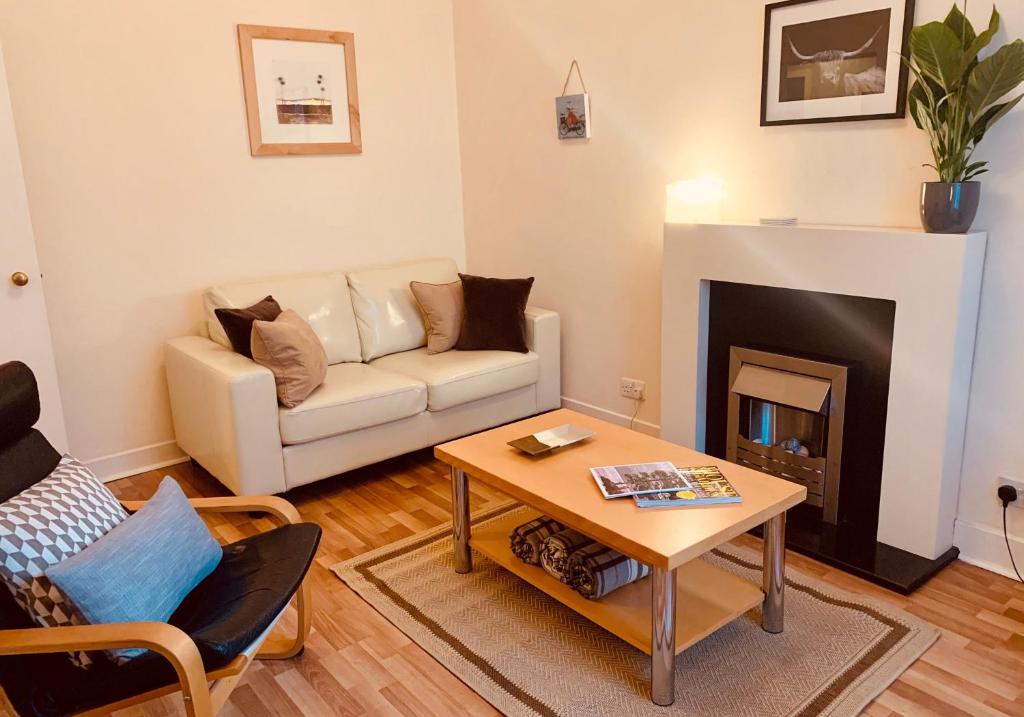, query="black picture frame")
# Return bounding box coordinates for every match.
[760,0,915,126]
